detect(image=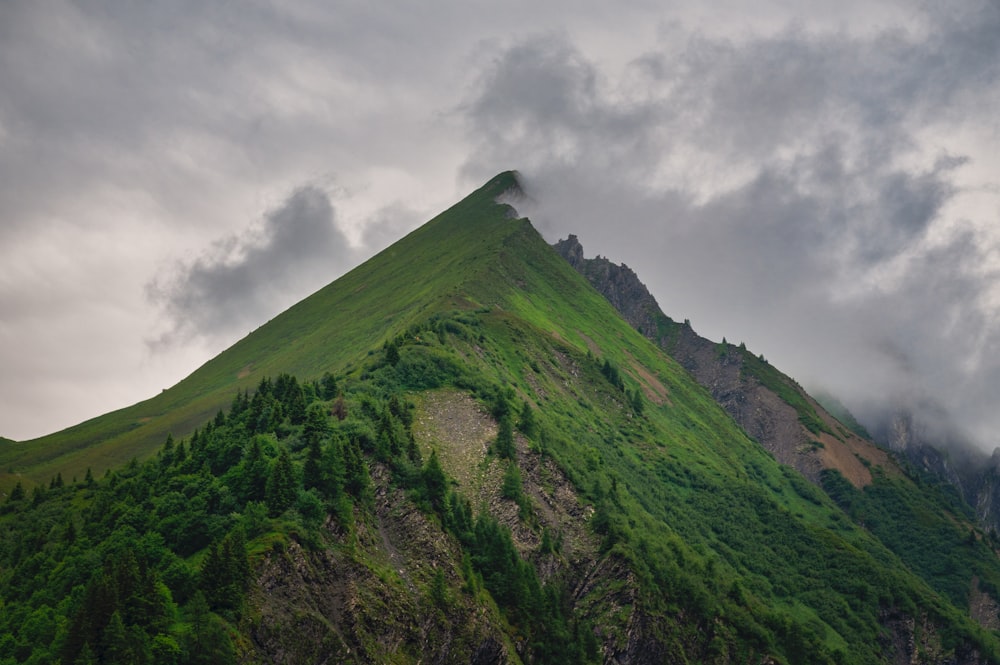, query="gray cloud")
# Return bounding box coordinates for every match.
[2,0,998,449]
[148,186,353,346]
[359,203,428,257]
[461,3,1000,449]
